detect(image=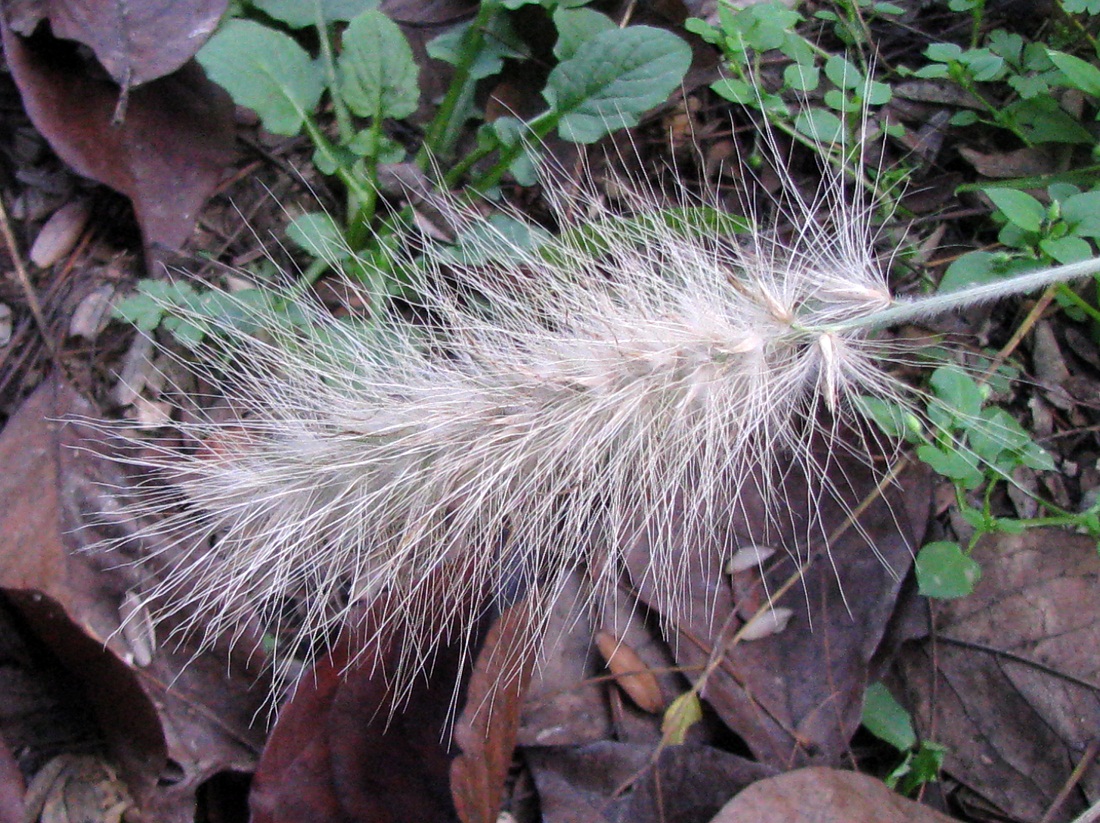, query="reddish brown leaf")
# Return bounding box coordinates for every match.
[250,611,496,823]
[4,0,226,85]
[711,767,960,822]
[0,377,266,821]
[2,21,235,252]
[900,528,1100,821]
[451,601,536,823]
